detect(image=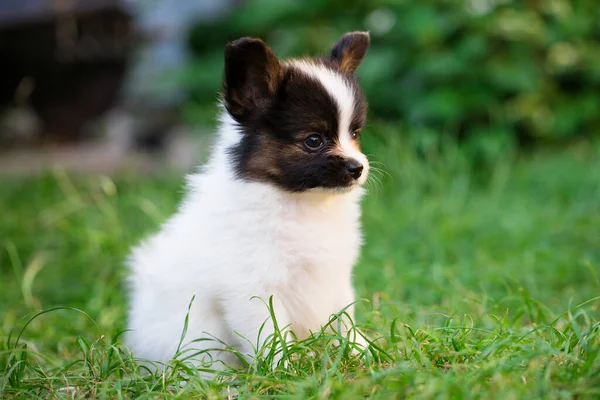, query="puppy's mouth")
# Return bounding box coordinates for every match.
[307,185,356,195]
[320,158,369,191]
[331,183,361,193]
[309,173,367,194]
